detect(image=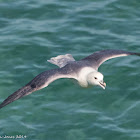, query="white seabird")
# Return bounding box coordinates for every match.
[0,49,140,109]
